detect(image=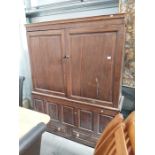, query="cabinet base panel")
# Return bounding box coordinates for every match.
[32,93,120,147]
